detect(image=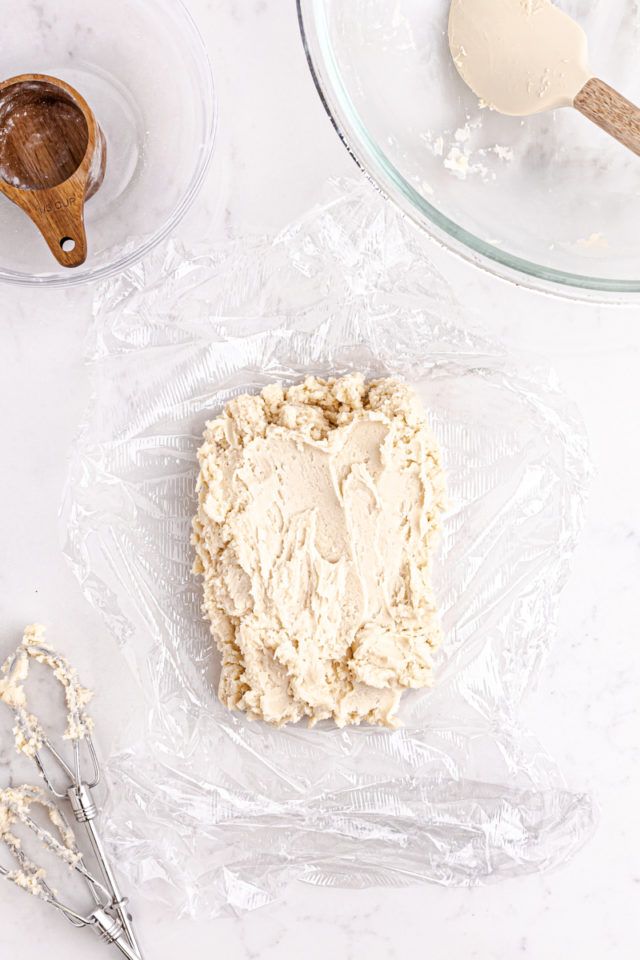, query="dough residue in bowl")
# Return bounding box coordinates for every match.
[192,374,447,729]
